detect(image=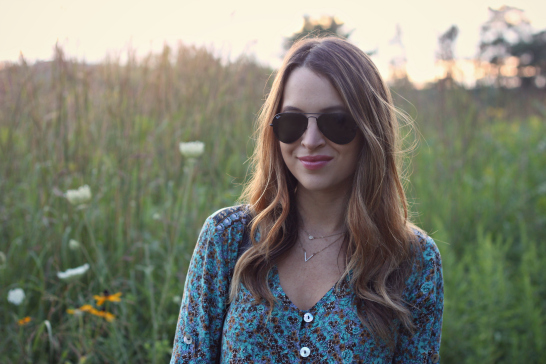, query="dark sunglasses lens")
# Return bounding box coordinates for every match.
[318,113,357,144]
[273,114,308,143]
